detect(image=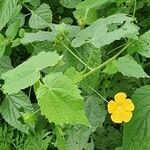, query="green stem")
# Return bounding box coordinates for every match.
[28,86,32,99]
[61,42,92,70]
[63,33,87,62]
[85,45,94,71]
[106,44,126,56]
[83,43,130,79]
[133,0,137,19]
[87,85,108,103]
[32,109,40,115]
